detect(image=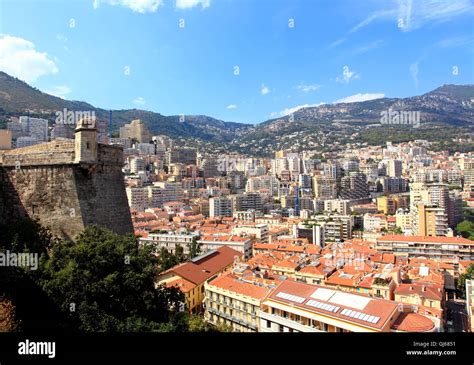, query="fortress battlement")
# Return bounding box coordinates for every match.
[0,122,133,239]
